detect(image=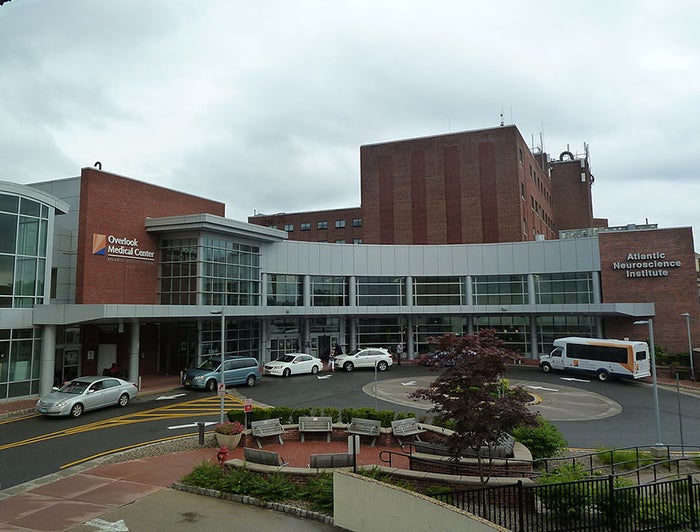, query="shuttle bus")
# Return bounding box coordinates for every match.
[539,337,651,381]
